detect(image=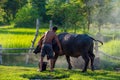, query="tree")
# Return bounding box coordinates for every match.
[46,0,87,33]
[31,0,47,22]
[2,0,27,24]
[0,0,7,24]
[14,2,39,27]
[92,0,112,32]
[0,8,6,24]
[84,0,93,31]
[46,0,66,25]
